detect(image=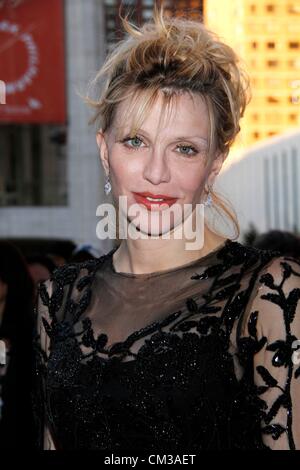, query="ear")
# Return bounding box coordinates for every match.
[96,129,110,176]
[206,151,226,187]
